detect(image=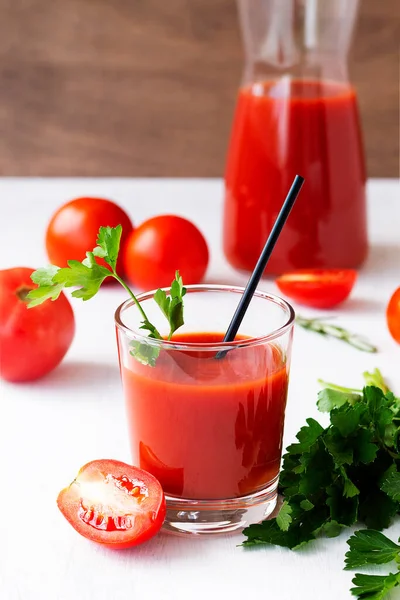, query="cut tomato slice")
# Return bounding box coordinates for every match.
[275,269,357,309]
[57,459,166,549]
